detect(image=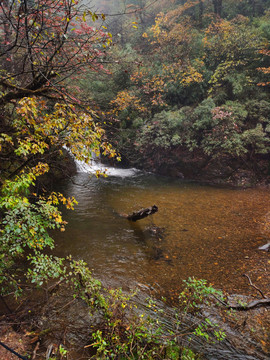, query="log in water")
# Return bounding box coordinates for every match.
[126,205,158,221]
